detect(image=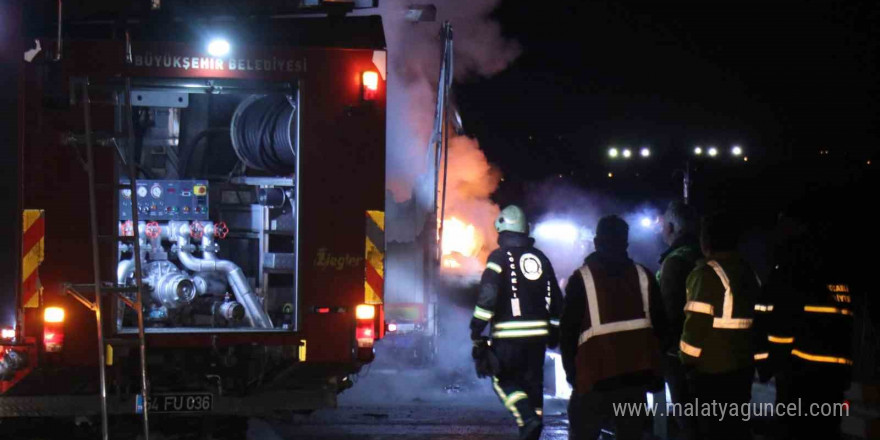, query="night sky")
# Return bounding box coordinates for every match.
[456,1,879,223]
